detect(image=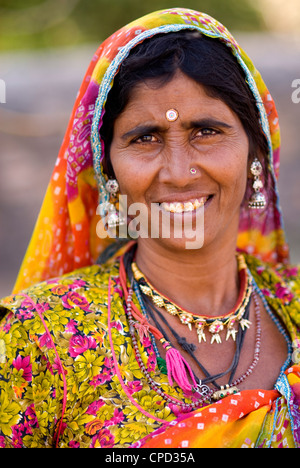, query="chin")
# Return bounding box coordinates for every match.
[140,234,205,254]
